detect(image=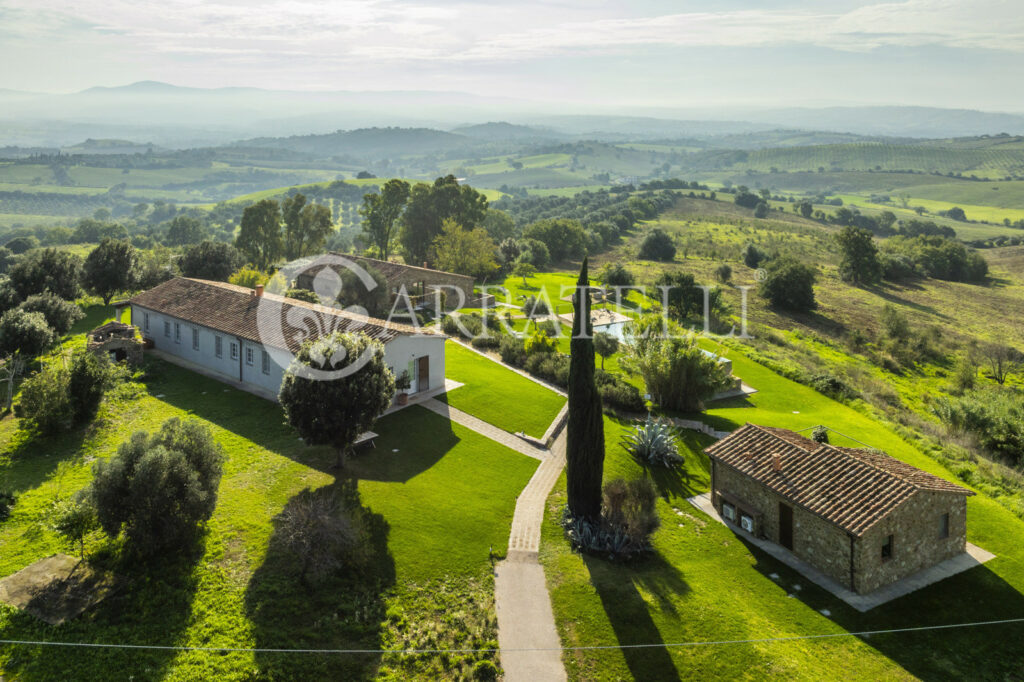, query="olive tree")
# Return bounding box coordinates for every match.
[89,418,225,555]
[180,241,244,282]
[0,308,57,411]
[83,238,138,304]
[8,248,83,301]
[594,331,619,370]
[279,331,396,467]
[758,256,817,312]
[51,496,99,558]
[19,293,83,335]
